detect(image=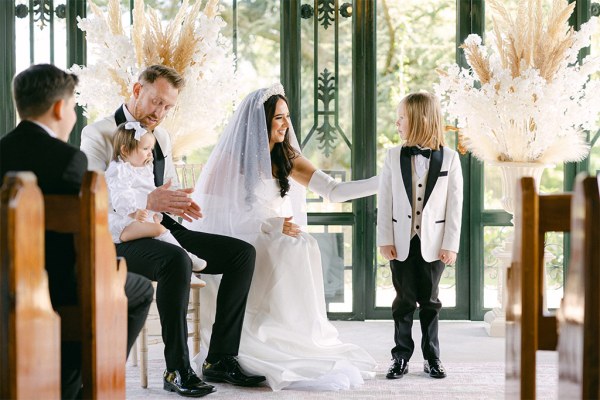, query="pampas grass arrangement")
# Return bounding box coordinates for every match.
[435,0,600,164]
[71,0,237,158]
